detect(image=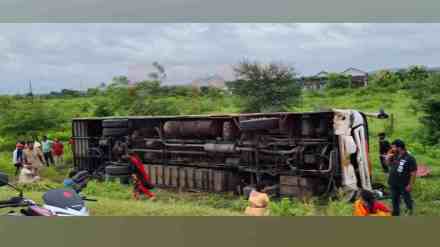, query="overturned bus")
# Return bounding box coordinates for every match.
[71,109,388,198]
